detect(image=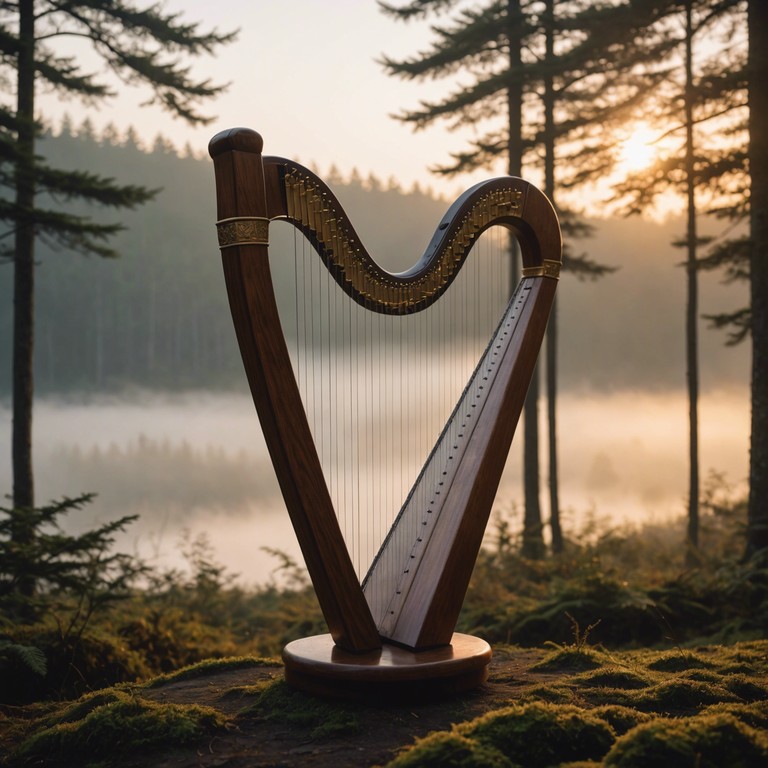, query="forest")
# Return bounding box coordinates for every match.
[1,1,767,767]
[0,123,748,394]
